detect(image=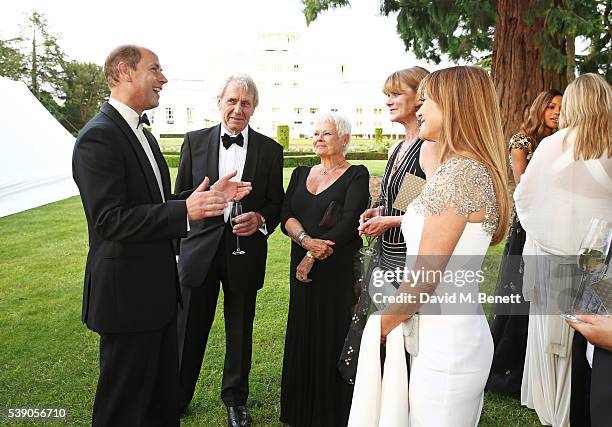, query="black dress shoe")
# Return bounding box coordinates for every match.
[226,405,249,427]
